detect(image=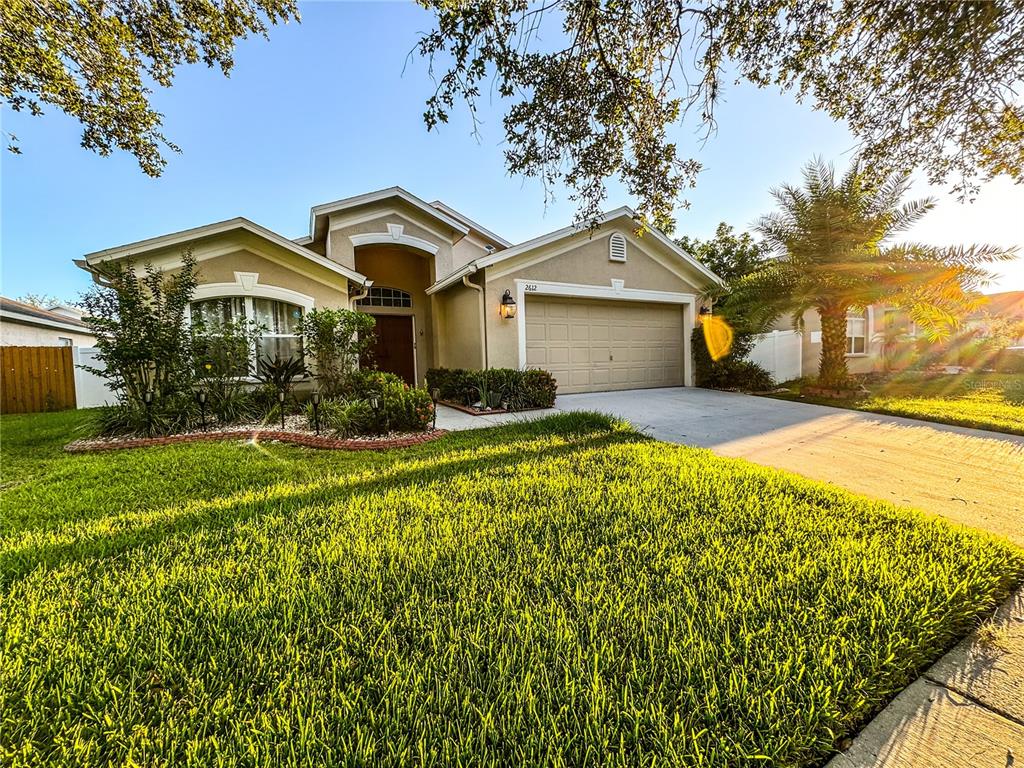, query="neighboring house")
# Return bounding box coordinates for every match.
[75,187,723,394]
[965,291,1024,348]
[0,297,97,347]
[785,305,919,376]
[759,291,1023,380]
